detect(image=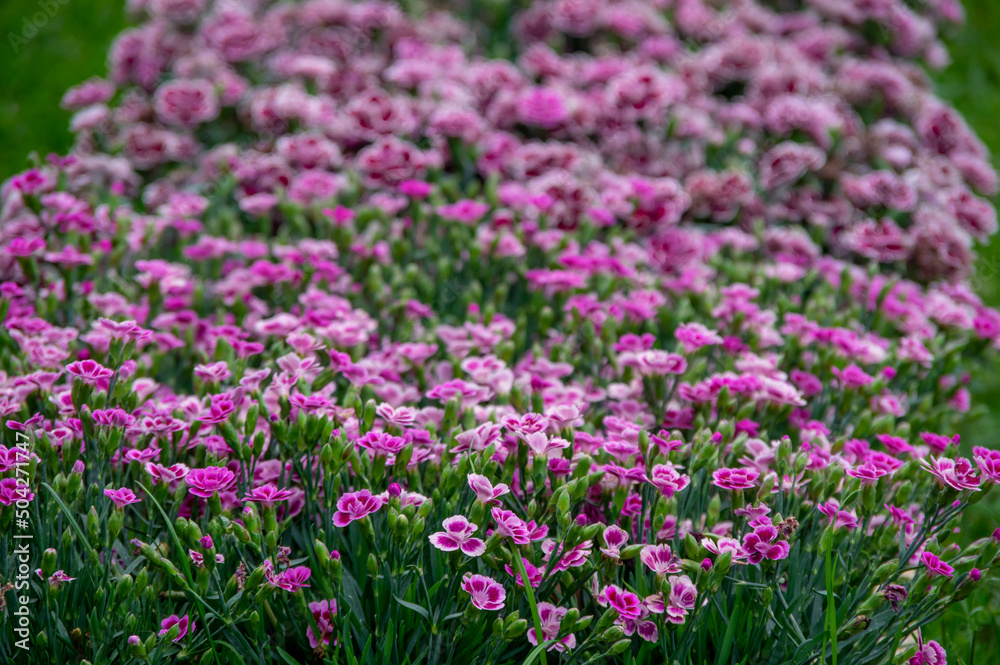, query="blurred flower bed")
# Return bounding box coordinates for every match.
[2,0,1000,663]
